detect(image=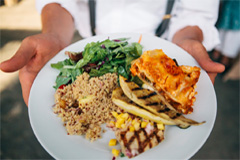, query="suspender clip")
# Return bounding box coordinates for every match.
[162,14,172,20]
